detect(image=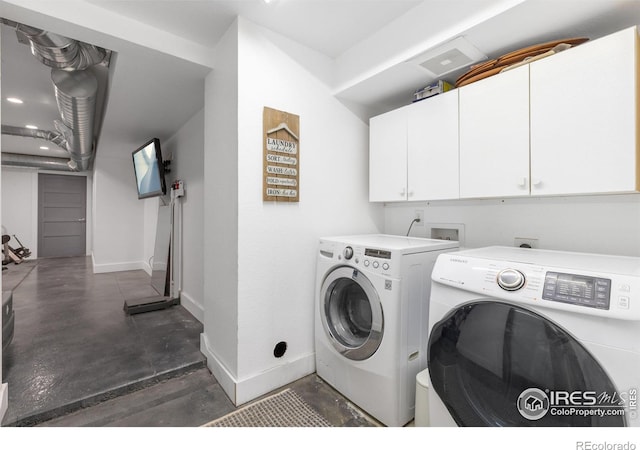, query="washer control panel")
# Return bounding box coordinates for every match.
[542,272,611,310]
[360,247,392,273]
[332,245,395,274]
